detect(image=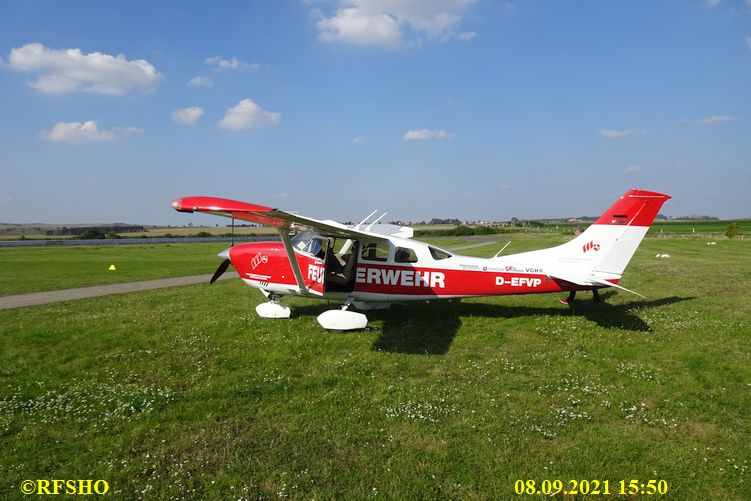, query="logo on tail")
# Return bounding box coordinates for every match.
[582,241,600,254]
